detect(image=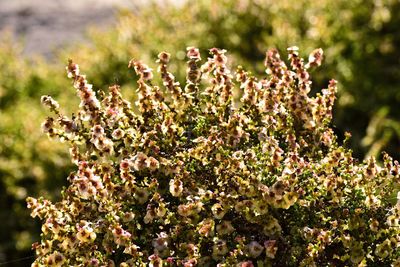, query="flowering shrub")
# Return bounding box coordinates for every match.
[69,0,400,159]
[28,47,400,266]
[3,0,400,262]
